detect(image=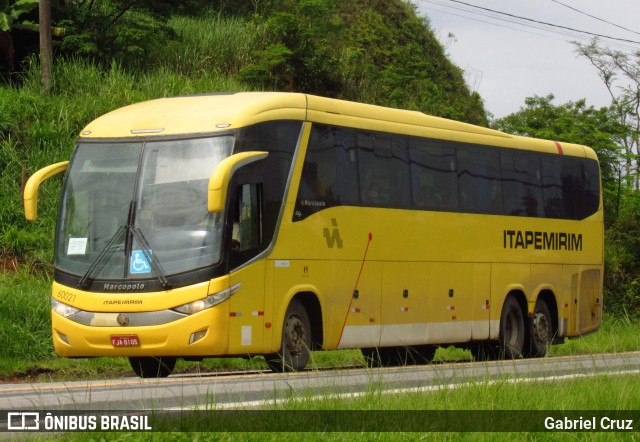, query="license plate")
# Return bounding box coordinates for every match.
[110,335,140,347]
